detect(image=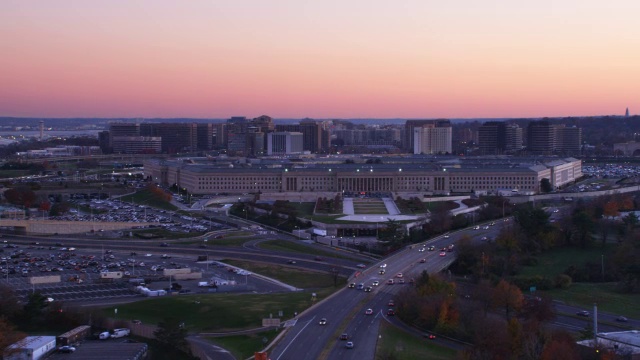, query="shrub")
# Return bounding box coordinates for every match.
[555,274,572,289]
